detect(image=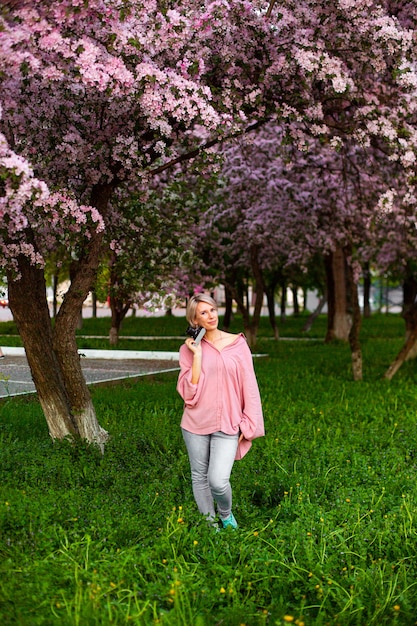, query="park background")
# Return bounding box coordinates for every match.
[2,1,417,624]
